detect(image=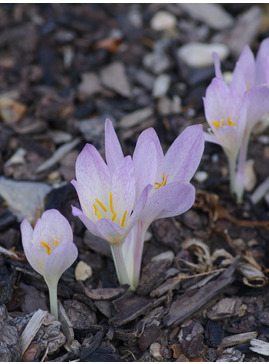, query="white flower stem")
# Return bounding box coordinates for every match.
[234,133,250,204]
[227,153,237,194]
[47,283,58,320]
[130,220,146,290]
[110,243,131,289]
